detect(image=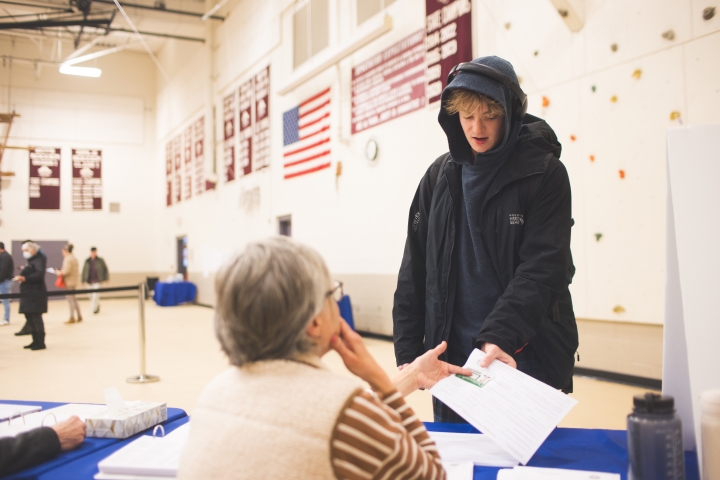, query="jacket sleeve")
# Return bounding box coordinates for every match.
[0,427,61,476]
[393,165,434,366]
[23,256,46,284]
[81,261,88,283]
[475,160,572,355]
[60,256,71,277]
